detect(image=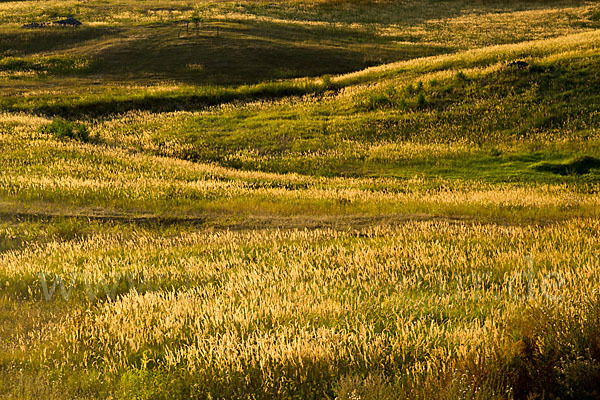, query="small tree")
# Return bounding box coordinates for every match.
[178,6,214,38]
[190,9,204,36]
